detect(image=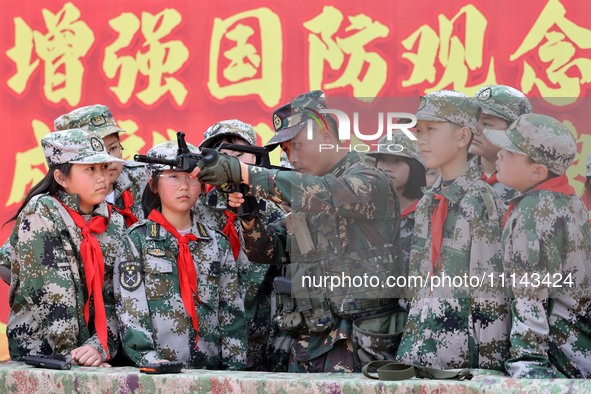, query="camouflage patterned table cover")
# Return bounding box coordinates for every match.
[0,362,587,393]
